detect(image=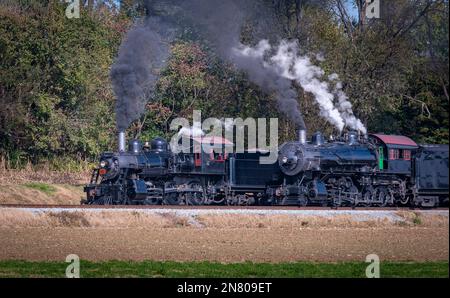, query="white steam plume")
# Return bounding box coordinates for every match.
[328,74,367,134]
[178,126,205,138]
[234,40,367,134]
